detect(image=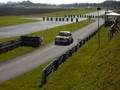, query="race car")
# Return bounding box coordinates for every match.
[55,31,73,45]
